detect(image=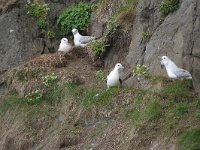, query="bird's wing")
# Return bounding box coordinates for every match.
[79,36,95,44]
[174,68,192,78]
